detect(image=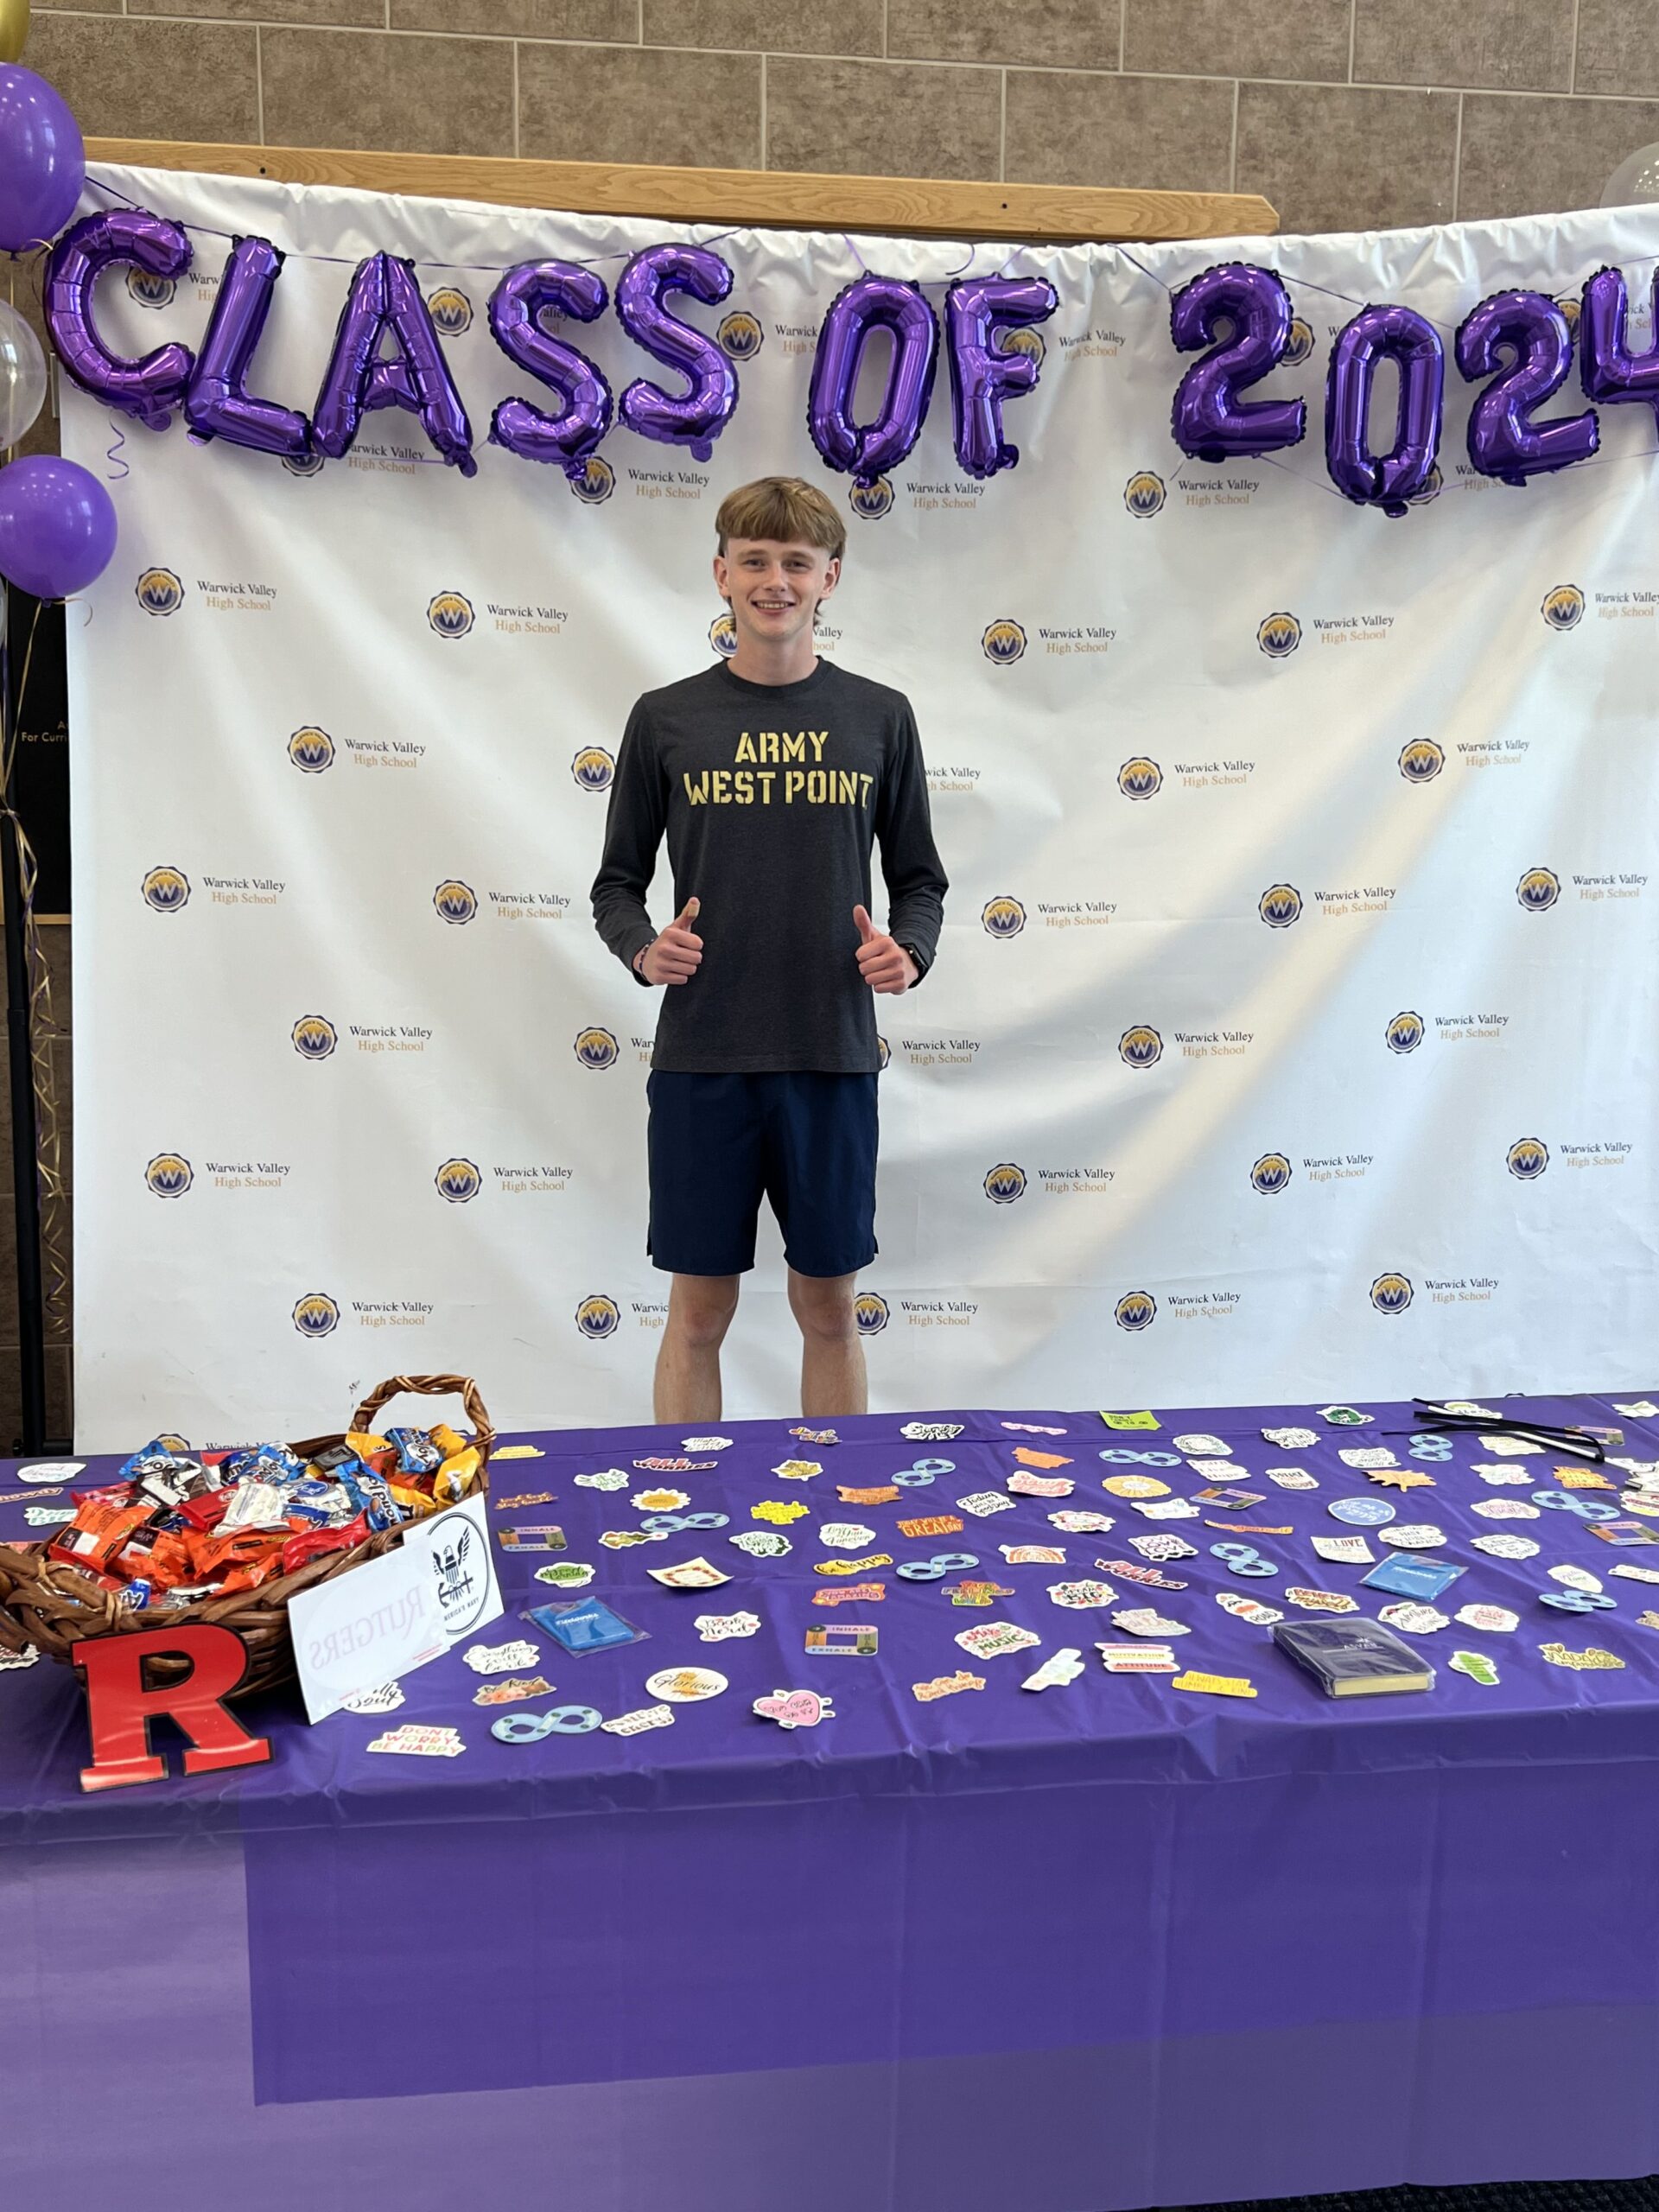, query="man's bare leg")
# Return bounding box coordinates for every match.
[653,1274,741,1422]
[787,1268,866,1418]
